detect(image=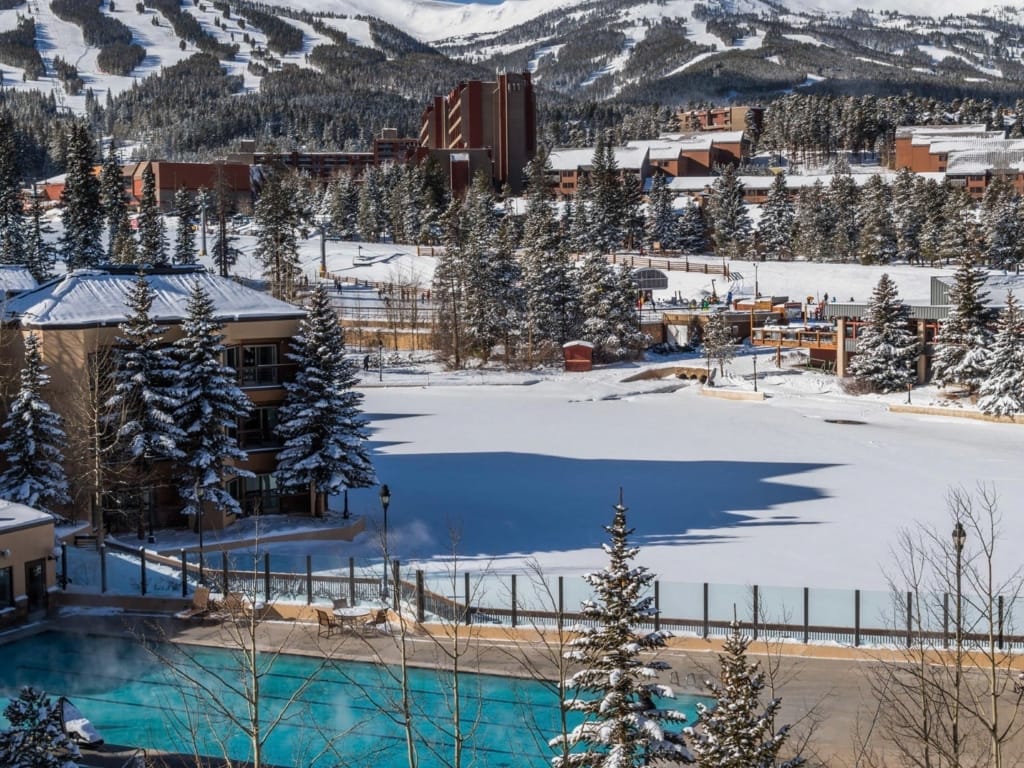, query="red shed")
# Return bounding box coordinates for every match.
[562,340,594,372]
